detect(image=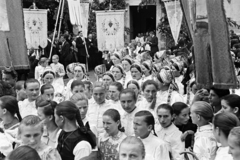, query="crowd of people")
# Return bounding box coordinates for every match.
[1,29,240,160]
